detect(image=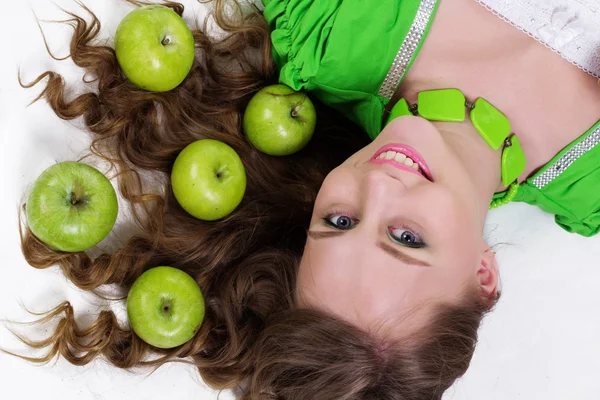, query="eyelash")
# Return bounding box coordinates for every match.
[322,212,427,248]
